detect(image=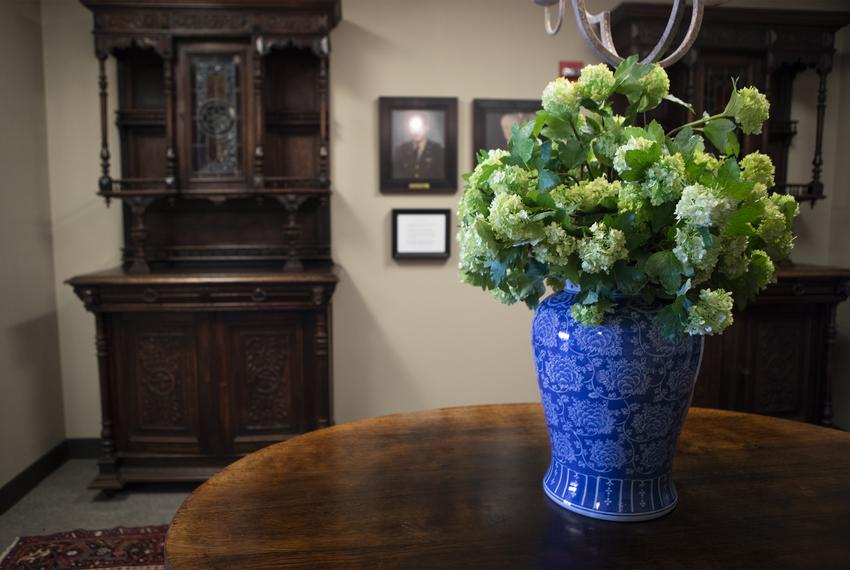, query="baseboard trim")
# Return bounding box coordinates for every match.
[67,438,101,459]
[0,441,68,515]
